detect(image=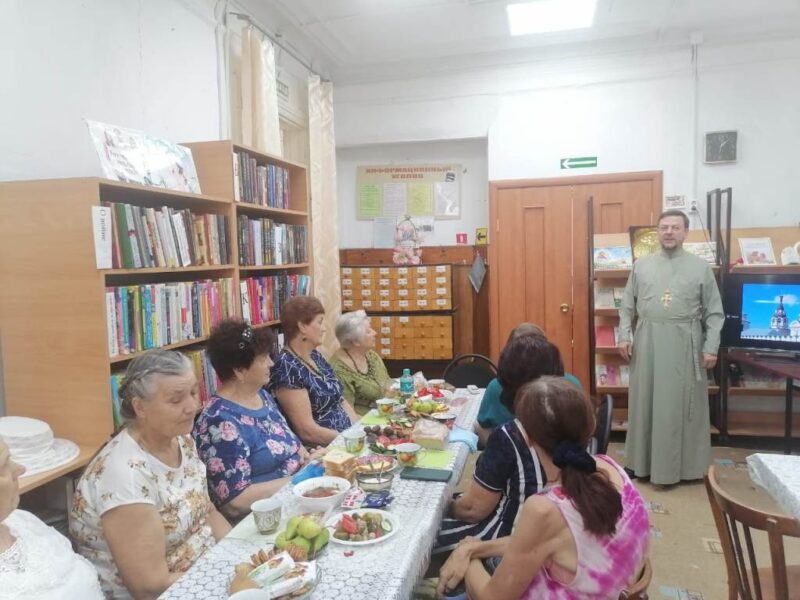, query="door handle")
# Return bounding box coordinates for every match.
[560,303,570,313]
